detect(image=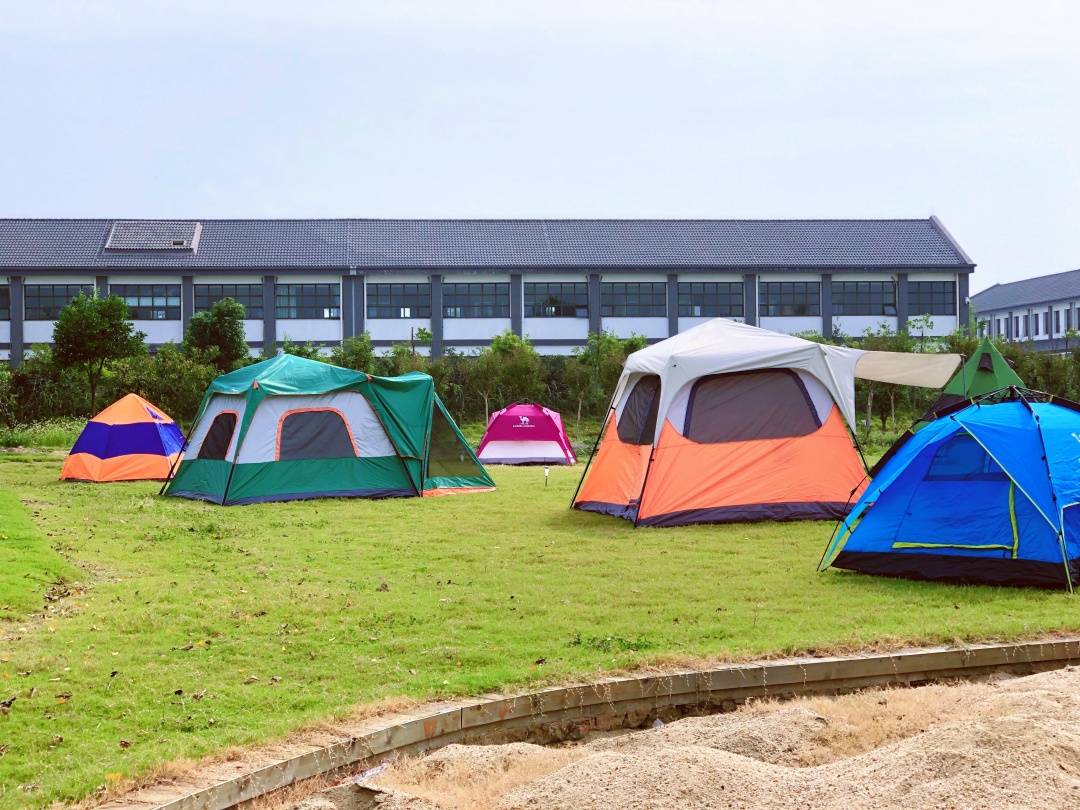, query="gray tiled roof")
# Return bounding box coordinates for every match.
[971,269,1080,312]
[0,218,973,270]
